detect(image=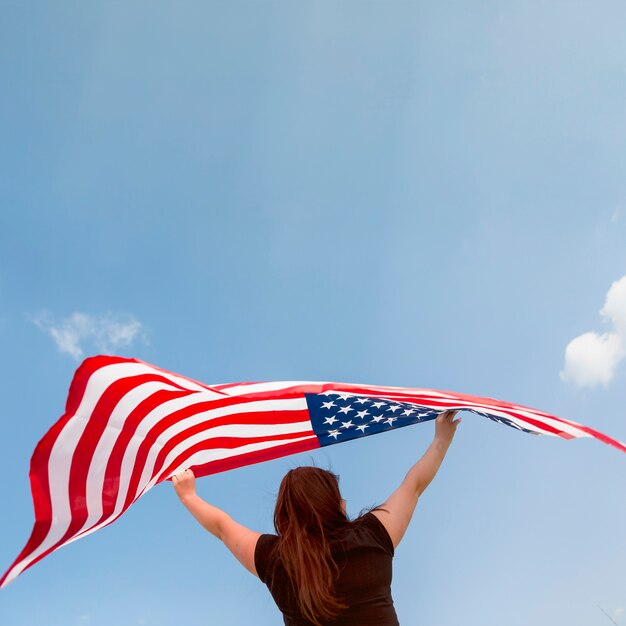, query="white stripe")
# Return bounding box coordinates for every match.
[134,363,217,393]
[220,381,322,396]
[423,399,590,438]
[147,419,313,488]
[81,381,183,535]
[327,384,458,397]
[405,400,588,438]
[464,407,565,436]
[165,434,317,479]
[490,408,590,438]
